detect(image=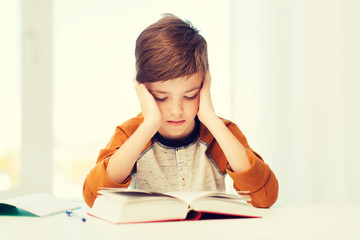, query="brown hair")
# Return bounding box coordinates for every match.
[135,14,208,83]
